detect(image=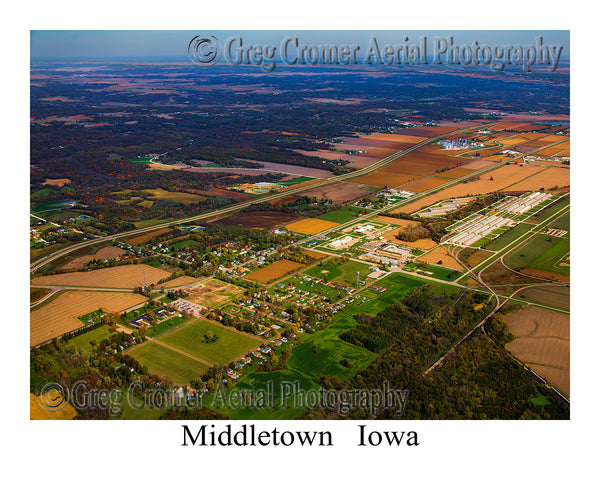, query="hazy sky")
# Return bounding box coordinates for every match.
[31,30,569,58]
